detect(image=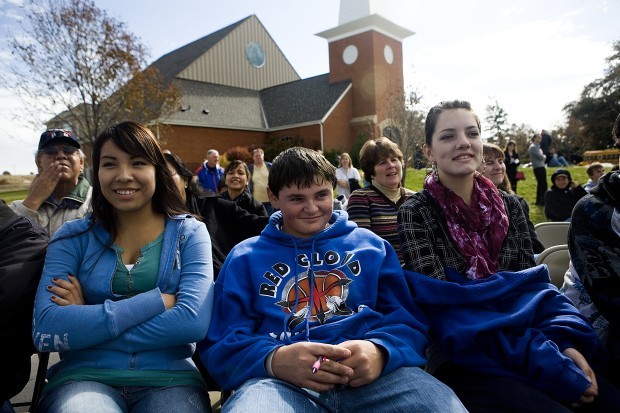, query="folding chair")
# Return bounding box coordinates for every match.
[191,351,232,410]
[534,222,570,249]
[535,244,570,288]
[12,352,49,413]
